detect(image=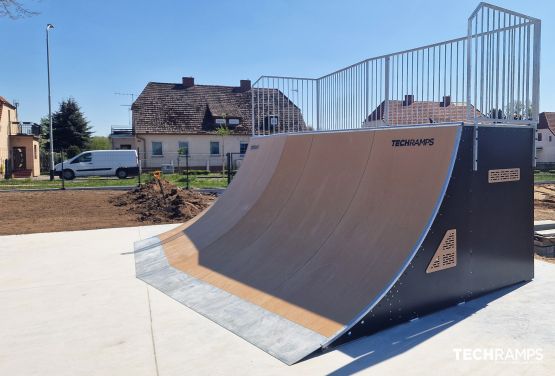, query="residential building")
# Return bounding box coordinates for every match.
[364,95,478,126]
[536,112,555,169]
[0,97,41,178]
[111,77,304,169]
